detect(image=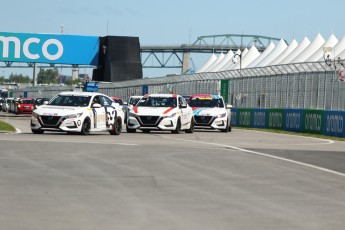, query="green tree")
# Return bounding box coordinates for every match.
[64,78,81,86]
[8,73,31,83]
[37,68,59,84]
[0,76,5,83]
